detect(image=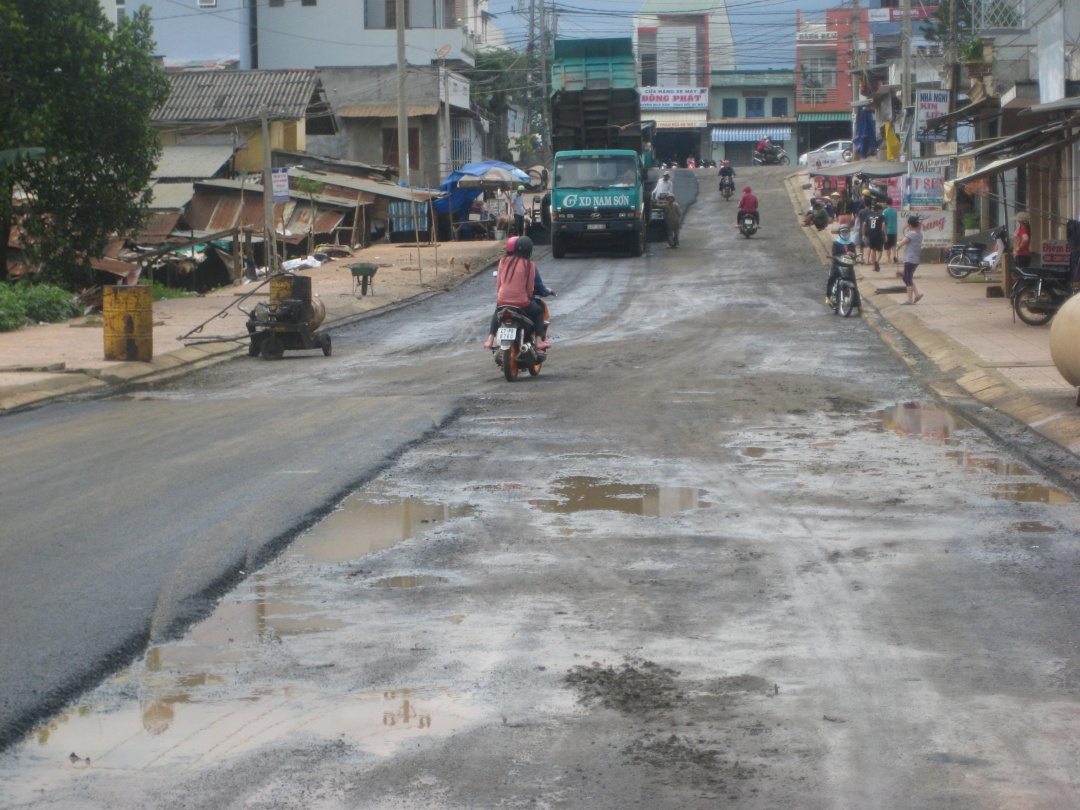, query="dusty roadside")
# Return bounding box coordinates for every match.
[0,239,505,412]
[785,170,1080,491]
